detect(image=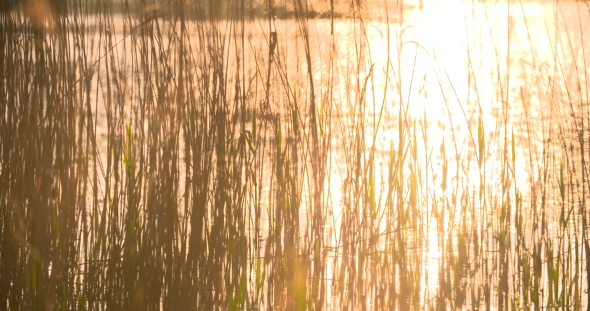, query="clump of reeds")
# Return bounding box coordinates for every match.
[2,0,590,309]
